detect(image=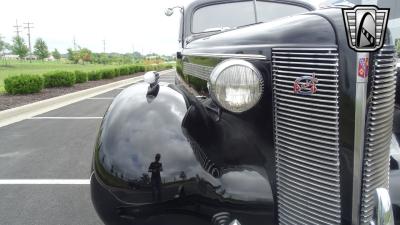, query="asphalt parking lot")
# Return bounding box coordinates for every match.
[0,70,176,225]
